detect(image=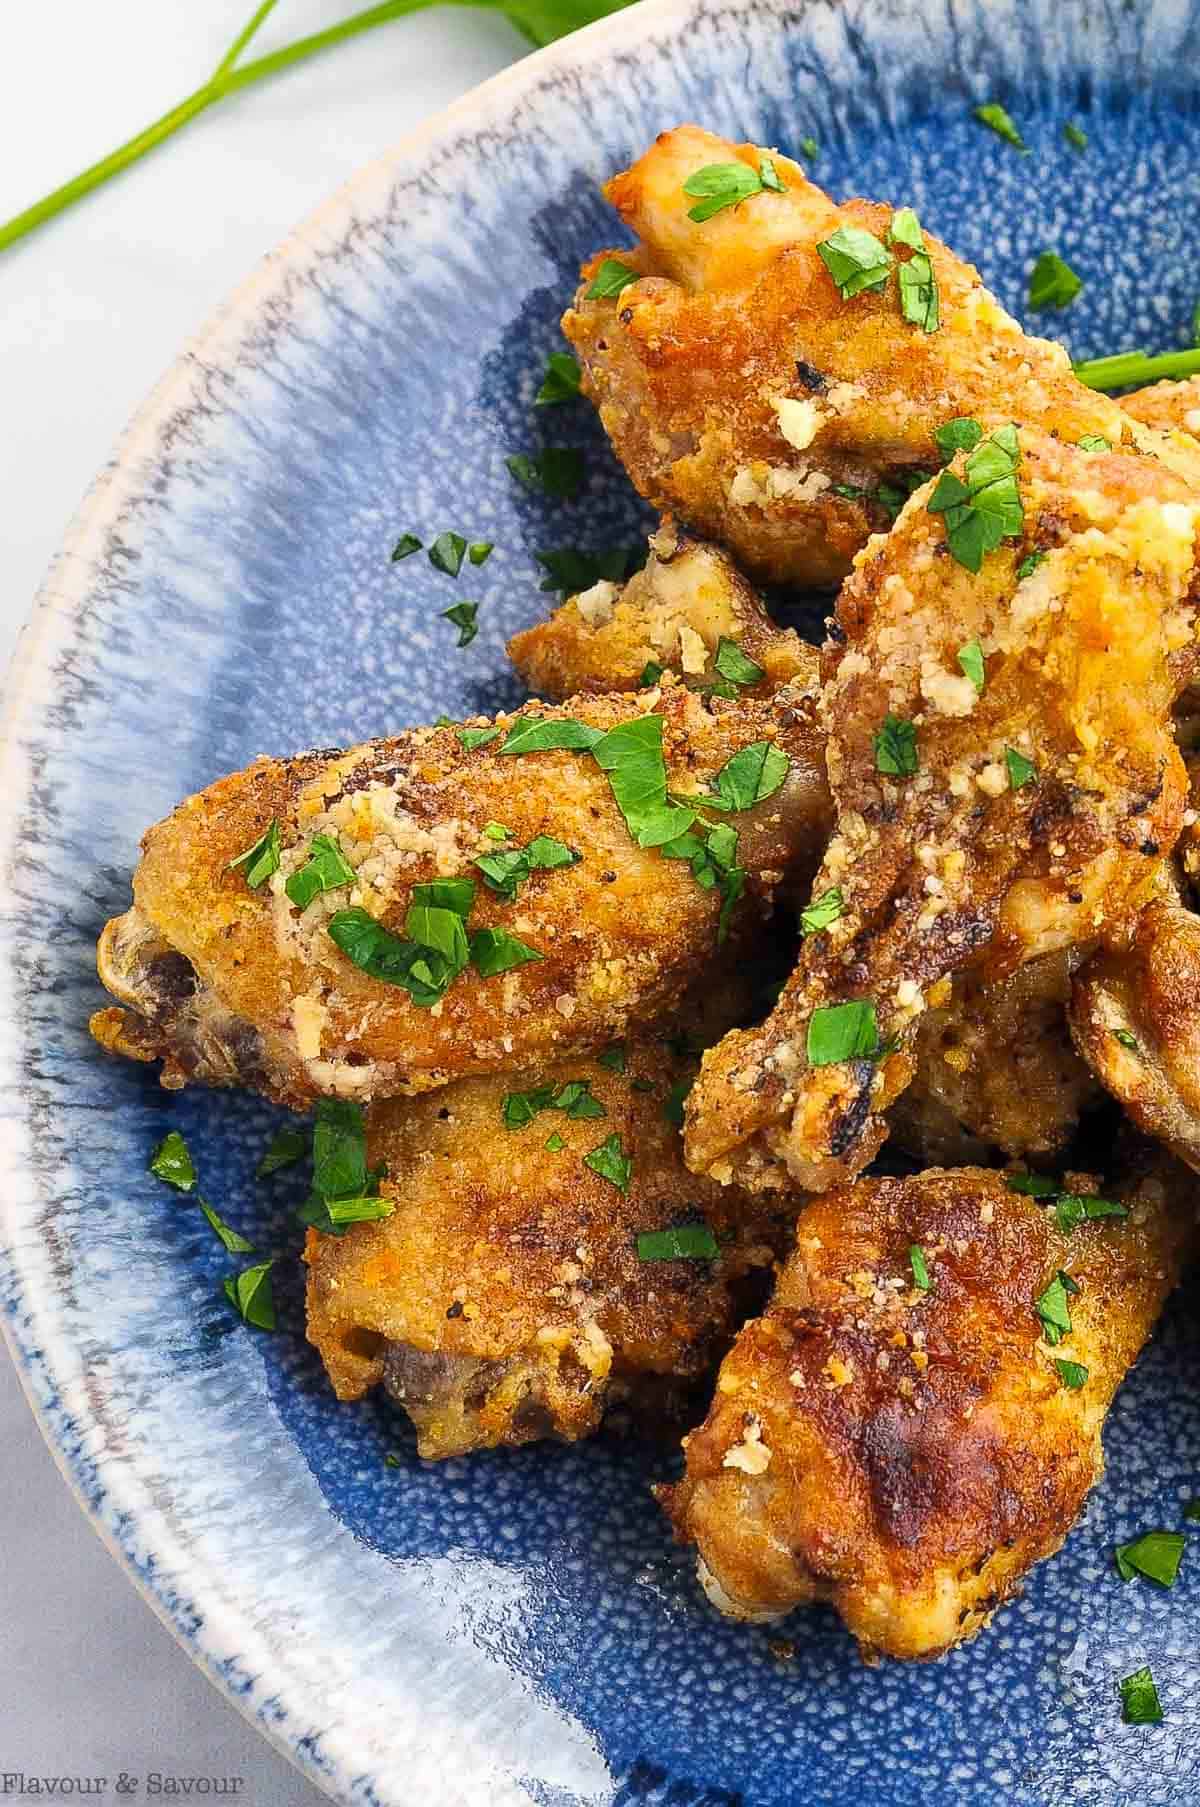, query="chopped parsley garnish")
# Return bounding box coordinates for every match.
[584,1132,632,1193]
[1120,1665,1163,1726]
[502,1085,556,1129]
[888,209,938,333]
[1028,250,1083,311]
[876,470,934,520]
[545,1131,565,1152]
[506,447,585,500]
[709,739,790,811]
[800,886,844,936]
[927,423,1023,572]
[256,1127,307,1178]
[1064,122,1087,151]
[411,878,476,916]
[935,417,983,463]
[285,833,355,909]
[973,102,1027,150]
[553,1079,607,1119]
[816,223,893,299]
[586,258,639,300]
[1115,1531,1186,1588]
[1016,549,1046,580]
[535,352,582,405]
[320,1196,395,1228]
[297,1098,391,1237]
[1005,746,1037,790]
[536,544,643,596]
[664,1074,694,1127]
[799,135,818,160]
[223,1261,275,1330]
[1054,1194,1129,1233]
[1007,1171,1058,1197]
[597,1043,626,1073]
[500,715,604,755]
[428,532,467,577]
[469,926,543,976]
[957,639,986,694]
[682,157,785,222]
[503,1076,606,1129]
[390,532,422,561]
[474,833,579,901]
[1034,1271,1076,1344]
[909,1244,932,1291]
[874,714,918,777]
[149,1130,196,1192]
[807,999,880,1066]
[1114,1028,1140,1051]
[637,1224,719,1261]
[1073,346,1200,390]
[199,1197,254,1254]
[1055,1358,1089,1389]
[228,820,281,889]
[328,906,466,1006]
[639,660,664,688]
[588,717,694,846]
[468,540,493,566]
[713,637,766,687]
[457,725,501,751]
[1078,433,1111,452]
[442,600,479,647]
